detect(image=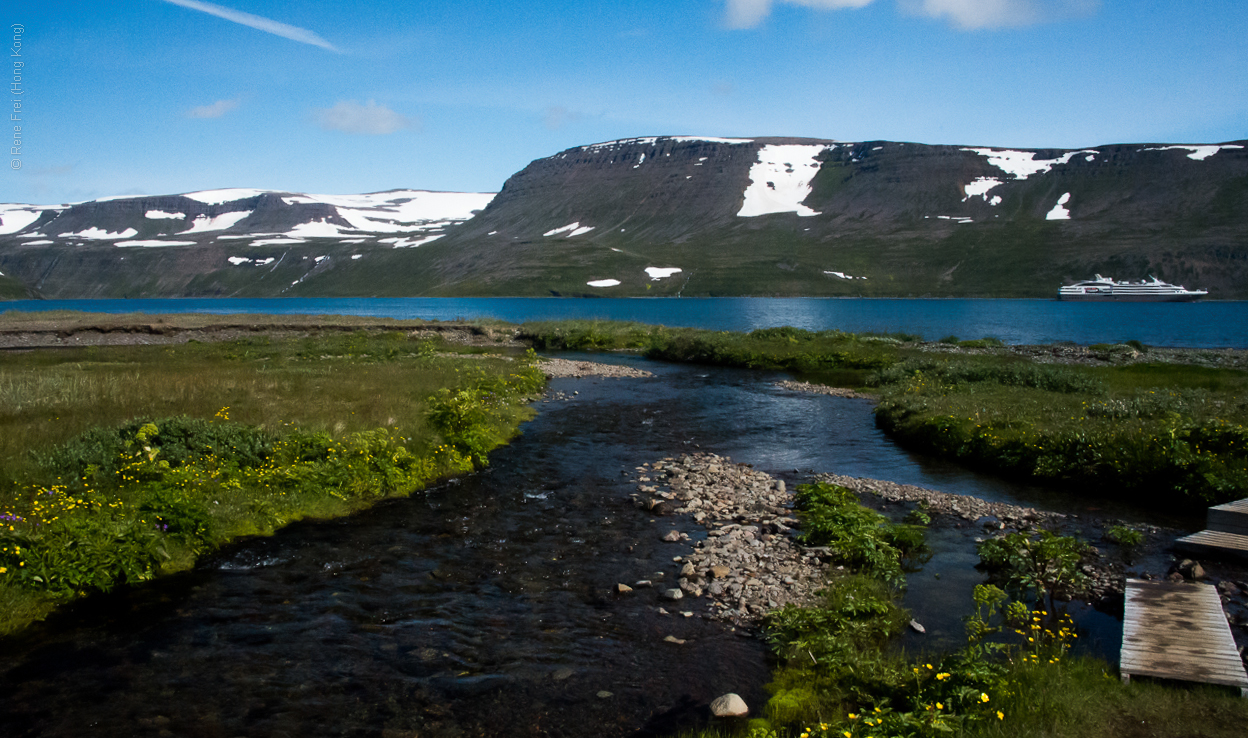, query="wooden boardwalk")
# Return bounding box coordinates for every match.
[1175,497,1248,561]
[1120,579,1248,696]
